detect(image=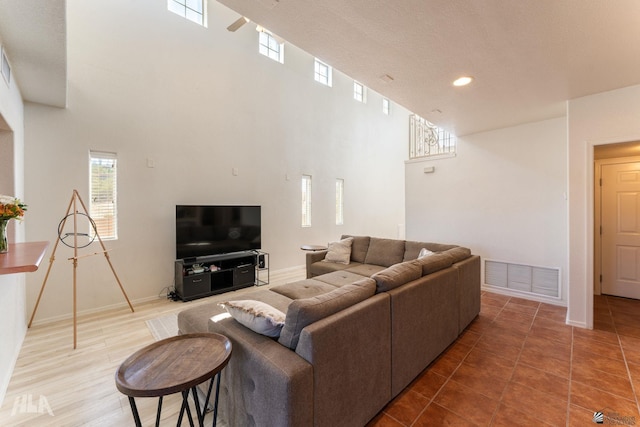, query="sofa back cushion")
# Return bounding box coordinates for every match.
[414,252,456,275]
[403,240,459,261]
[341,235,370,263]
[364,238,405,267]
[371,261,422,293]
[278,278,376,350]
[445,246,472,263]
